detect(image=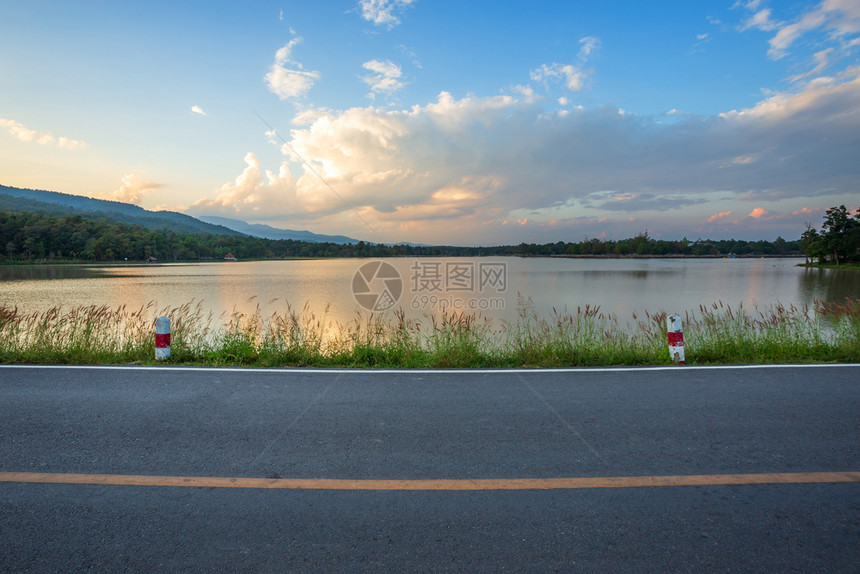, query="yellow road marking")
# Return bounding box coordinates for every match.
[0,471,858,490]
